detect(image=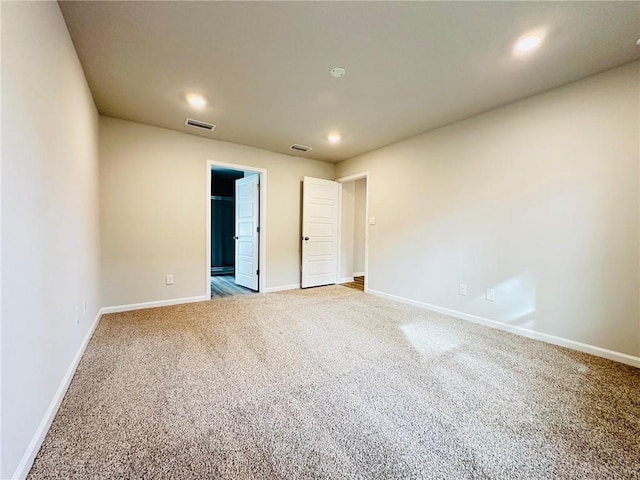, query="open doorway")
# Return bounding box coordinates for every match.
[206,161,267,300]
[337,173,369,292]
